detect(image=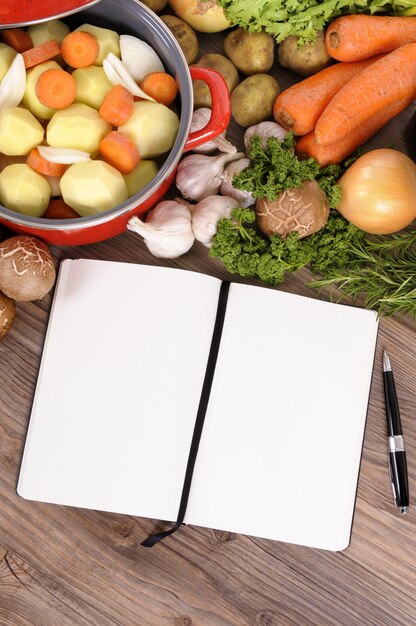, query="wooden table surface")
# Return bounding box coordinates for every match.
[1,21,416,626]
